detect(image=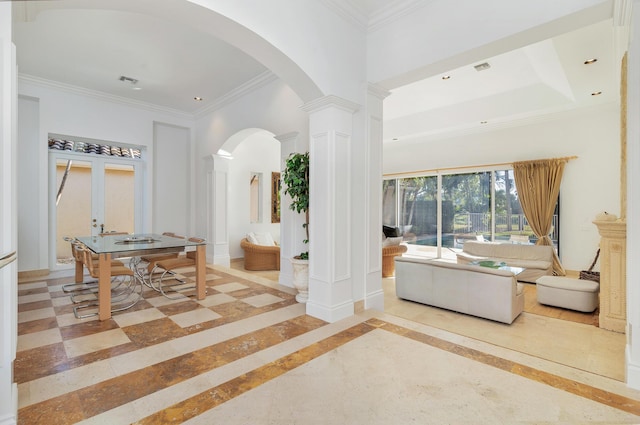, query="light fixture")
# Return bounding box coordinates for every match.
[591,91,602,96]
[480,120,488,124]
[584,58,598,65]
[474,62,491,72]
[442,75,451,80]
[119,75,139,85]
[217,149,233,159]
[194,96,203,101]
